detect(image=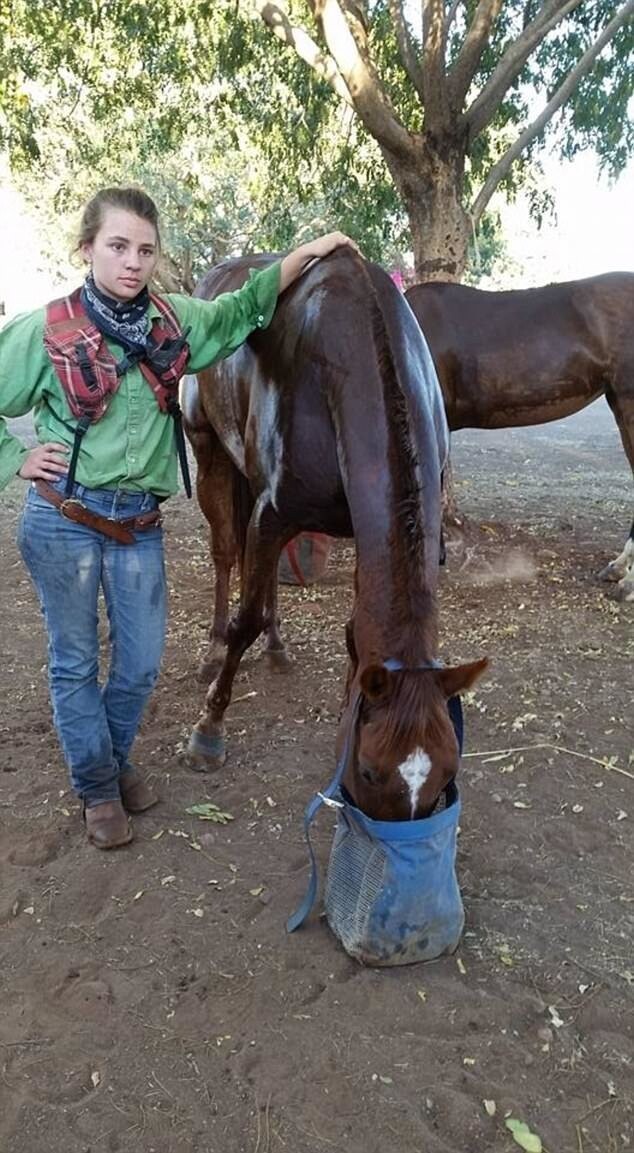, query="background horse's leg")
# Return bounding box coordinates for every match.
[189,424,238,682]
[601,386,634,601]
[441,456,461,527]
[189,494,285,766]
[262,570,292,671]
